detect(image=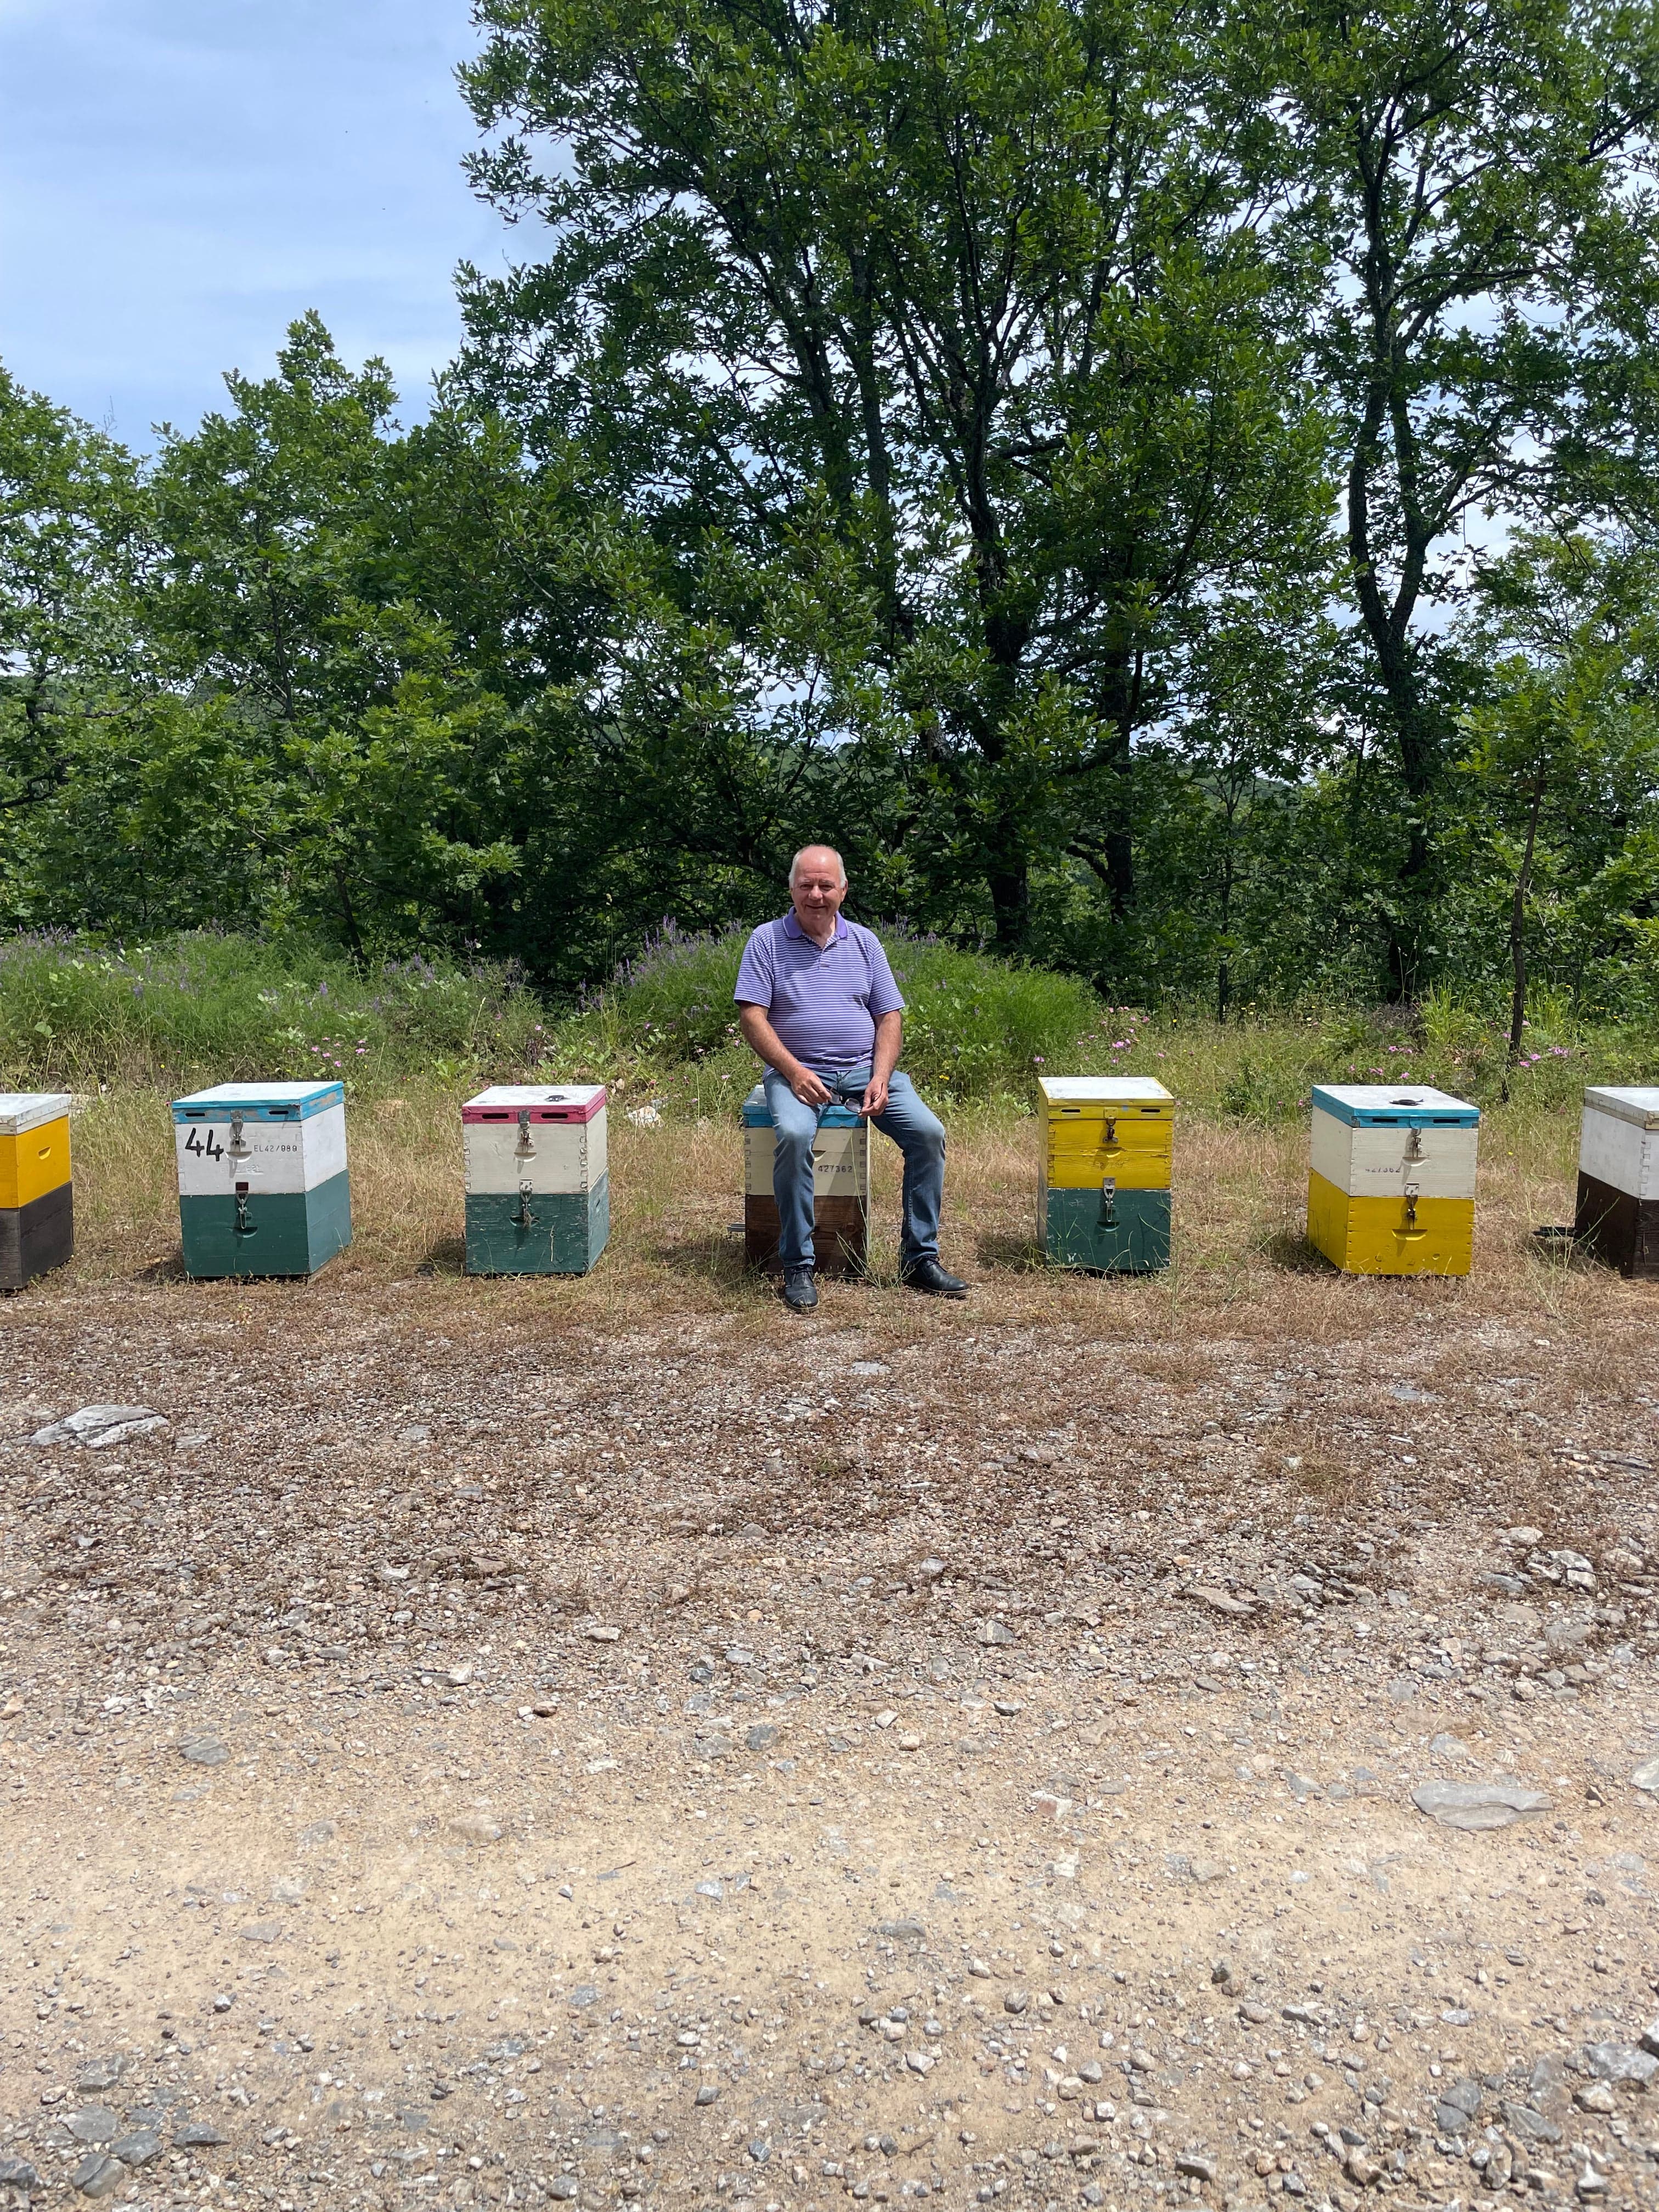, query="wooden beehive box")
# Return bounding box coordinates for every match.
[462,1085,610,1276]
[1037,1076,1172,1273]
[1573,1086,1659,1277]
[172,1081,351,1279]
[742,1085,869,1276]
[1307,1083,1478,1277]
[0,1092,74,1289]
